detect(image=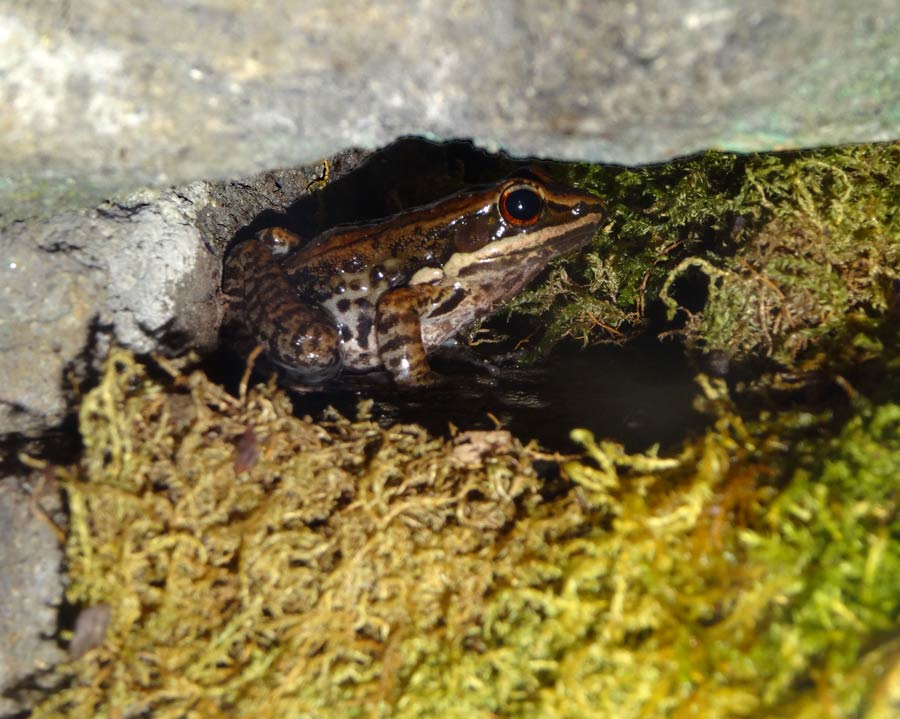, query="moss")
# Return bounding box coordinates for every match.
[661,148,900,378]
[394,388,900,719]
[35,352,900,719]
[509,143,900,386]
[745,402,900,707]
[37,350,547,718]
